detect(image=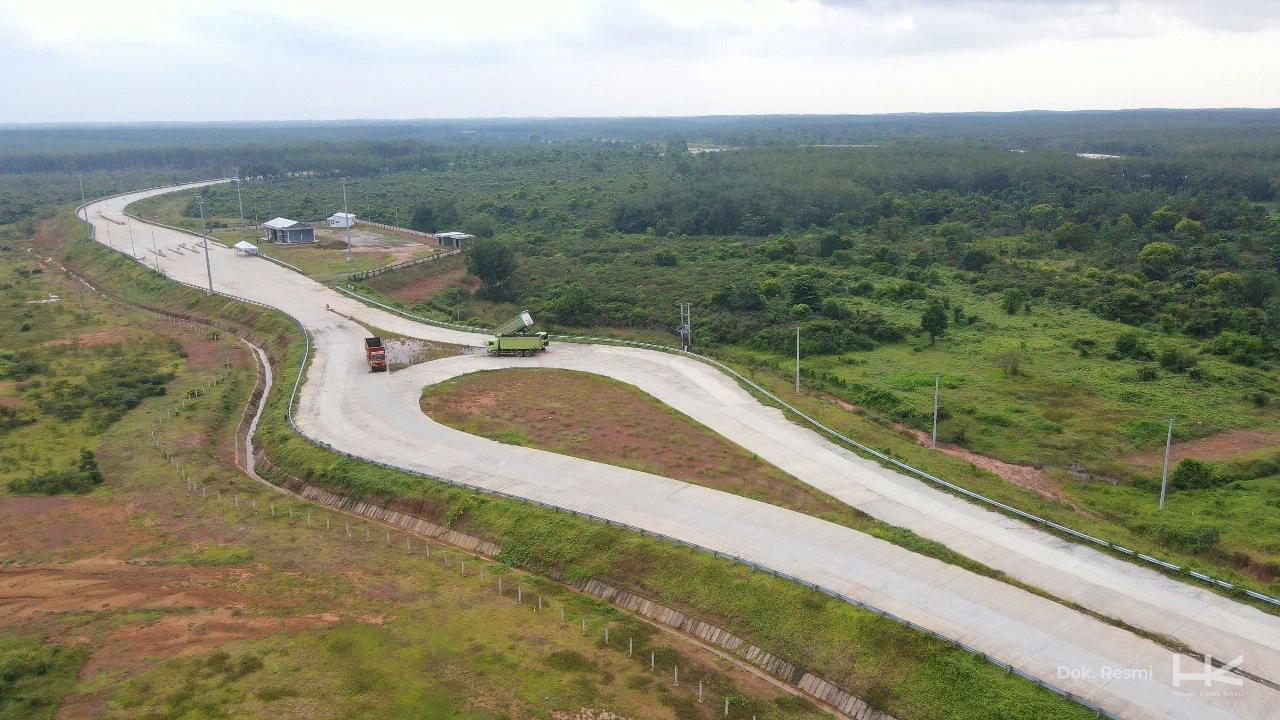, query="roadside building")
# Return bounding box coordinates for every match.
[435,231,474,249]
[328,212,356,229]
[262,217,315,244]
